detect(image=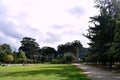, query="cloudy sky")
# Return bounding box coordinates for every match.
[0,0,98,50]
